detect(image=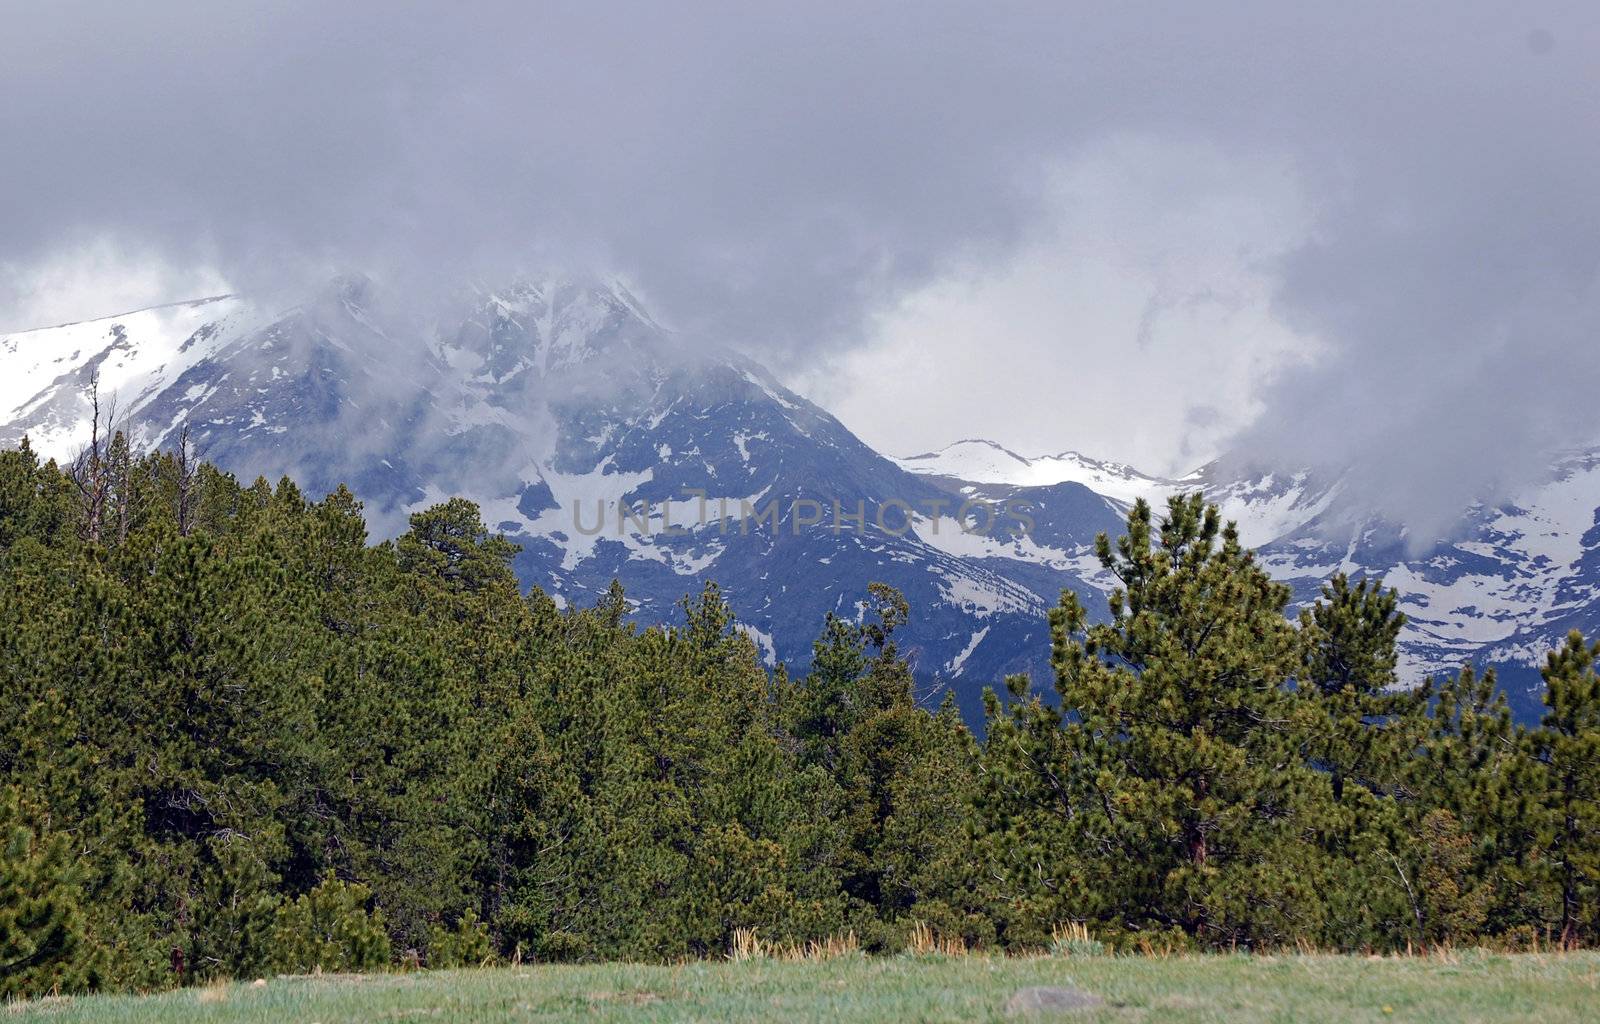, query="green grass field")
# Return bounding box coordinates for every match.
[10,953,1598,1023]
